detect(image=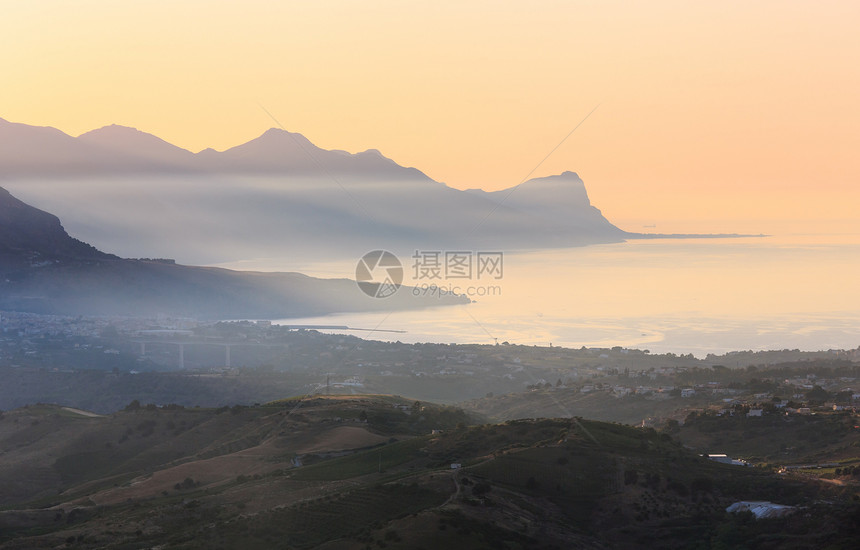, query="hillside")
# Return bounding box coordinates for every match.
[0,396,473,508]
[0,186,467,317]
[465,171,621,243]
[675,410,860,465]
[460,387,692,426]
[0,396,858,549]
[0,256,467,318]
[0,187,112,270]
